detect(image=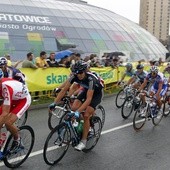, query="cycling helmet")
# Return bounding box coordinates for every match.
[125,63,132,68]
[0,57,7,67]
[136,64,144,69]
[167,62,170,67]
[150,66,158,73]
[73,60,88,74]
[0,69,4,78]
